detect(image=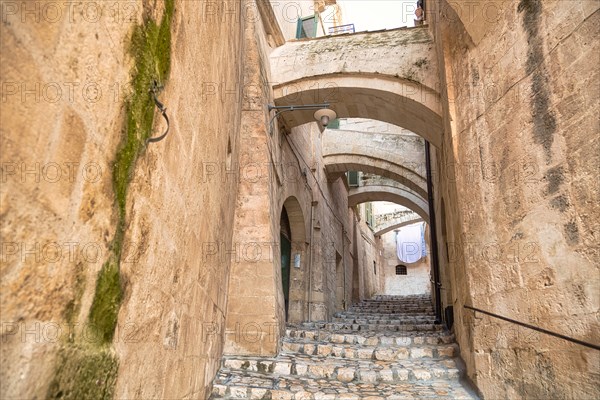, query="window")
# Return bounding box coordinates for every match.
[296,15,318,39]
[365,202,374,228]
[373,261,376,275]
[396,265,407,275]
[327,118,340,129]
[347,171,359,187]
